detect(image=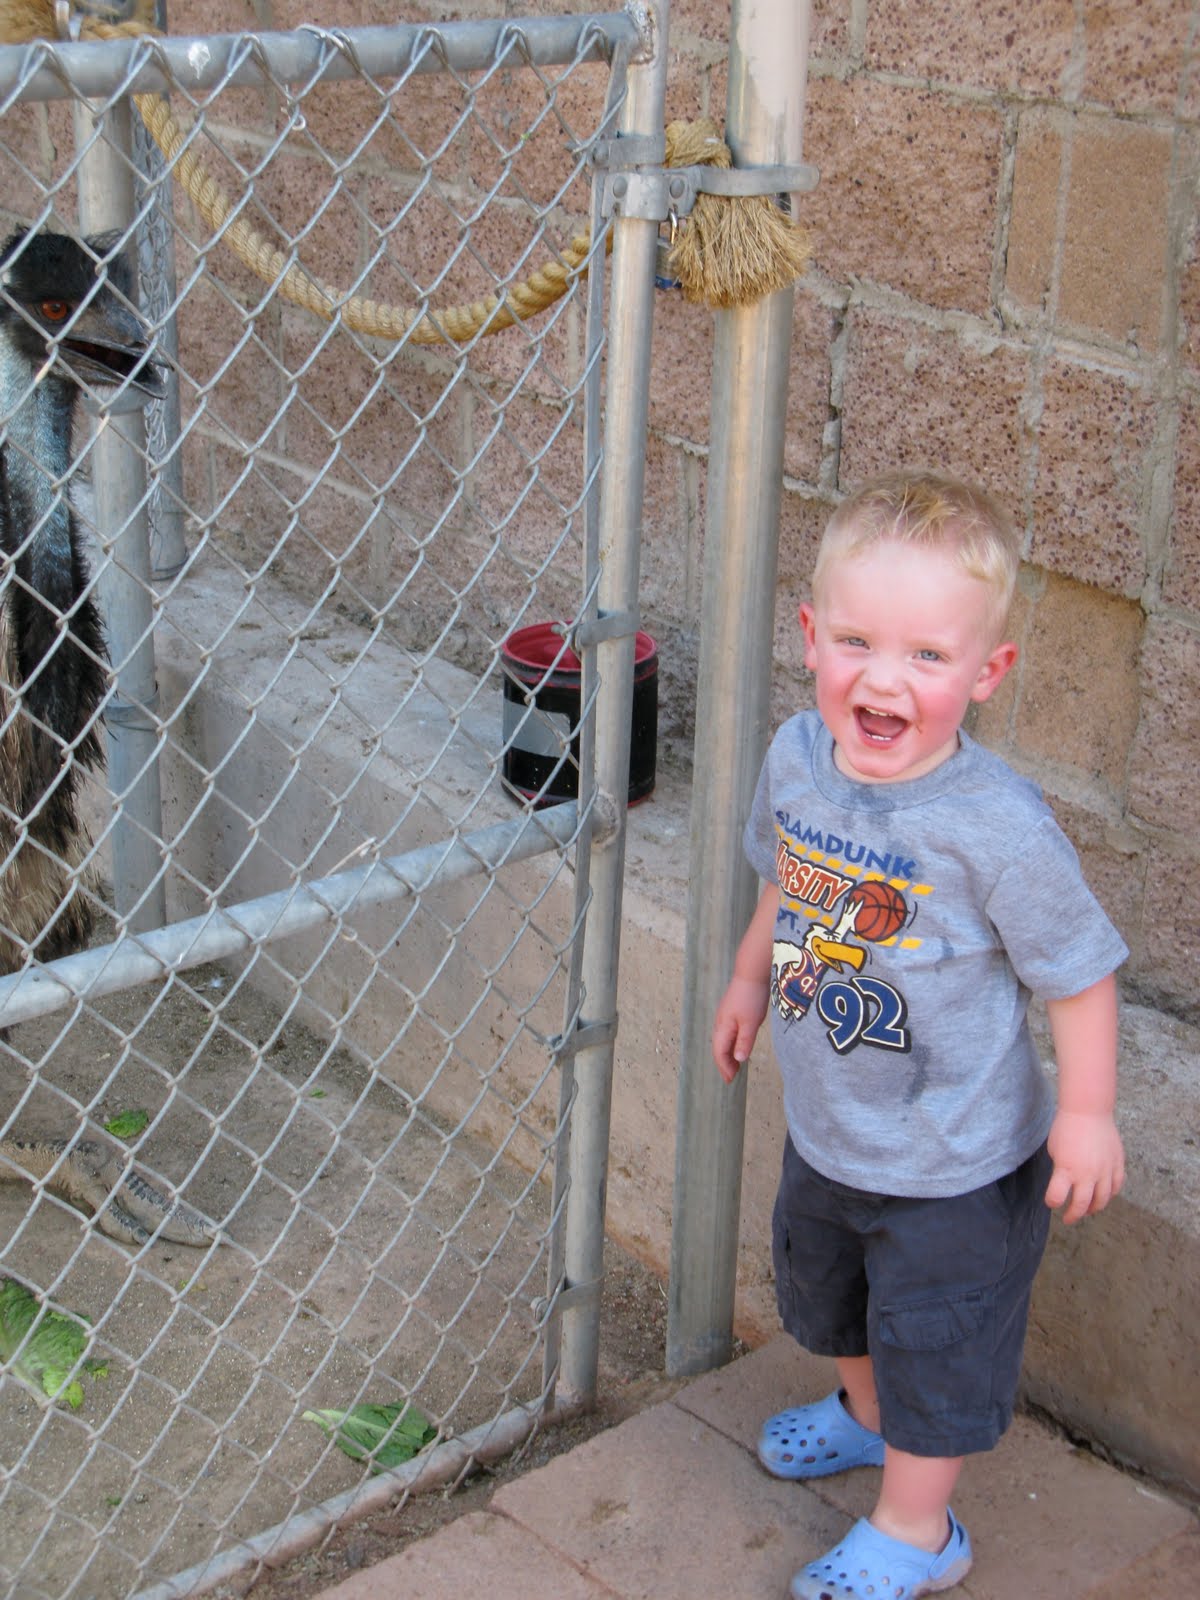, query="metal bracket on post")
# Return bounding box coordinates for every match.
[587,132,666,170]
[103,688,161,736]
[589,133,819,224]
[550,1017,618,1060]
[529,1275,603,1330]
[556,609,640,650]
